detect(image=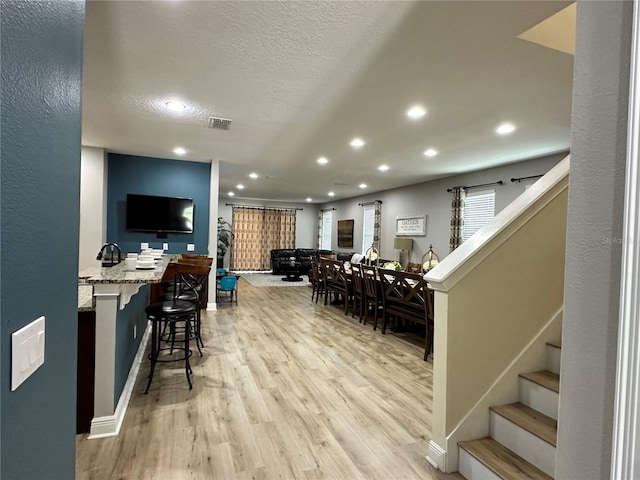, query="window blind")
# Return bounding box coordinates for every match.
[321,210,332,250]
[462,190,496,241]
[362,205,375,254]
